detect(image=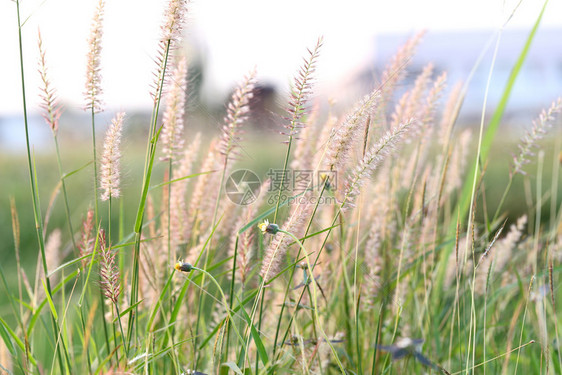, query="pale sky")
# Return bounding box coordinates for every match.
[0,0,560,116]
